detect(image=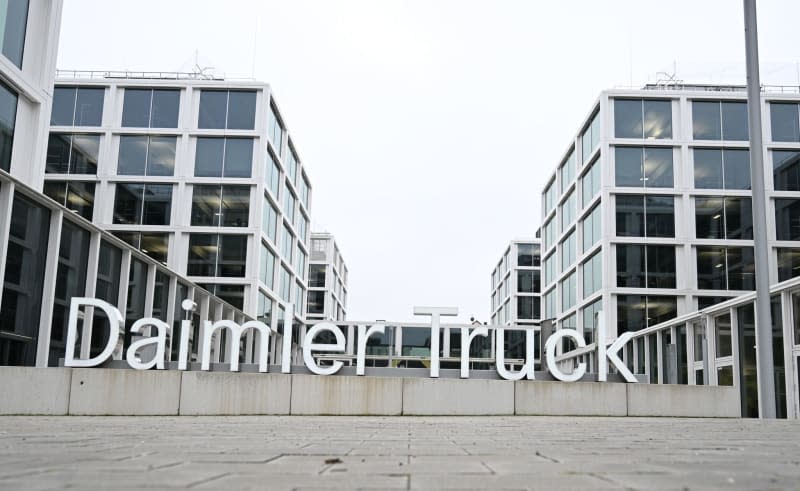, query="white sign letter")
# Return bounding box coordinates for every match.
[201,320,273,372]
[495,328,537,381]
[544,329,587,382]
[281,304,294,374]
[413,306,458,378]
[125,318,168,370]
[303,322,346,375]
[65,297,123,368]
[597,315,637,383]
[459,326,488,378]
[356,324,385,376]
